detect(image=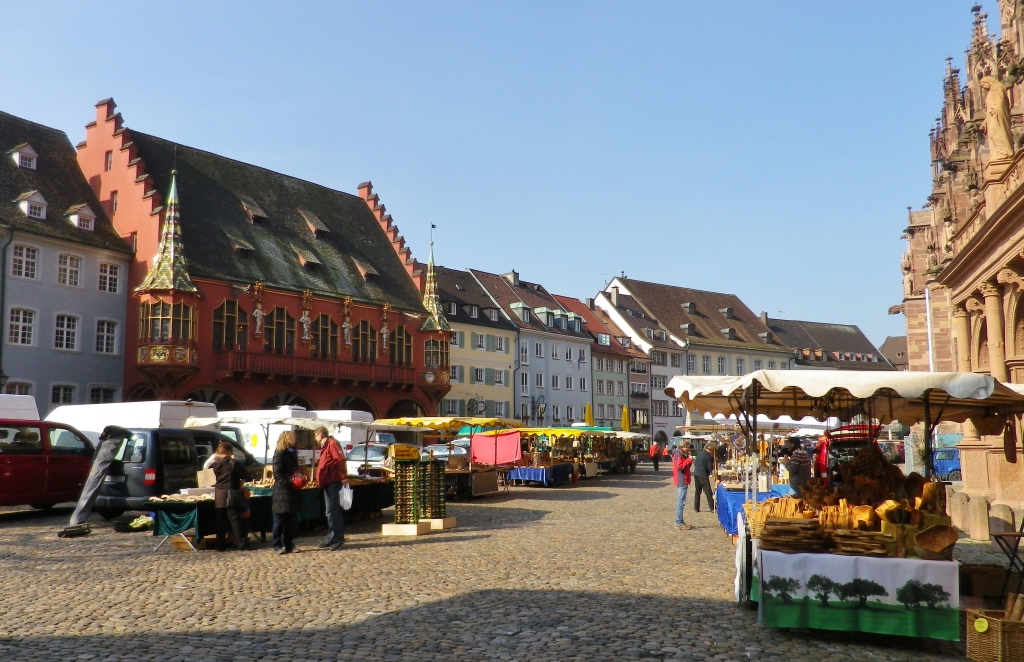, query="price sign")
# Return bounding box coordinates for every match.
[390,444,421,461]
